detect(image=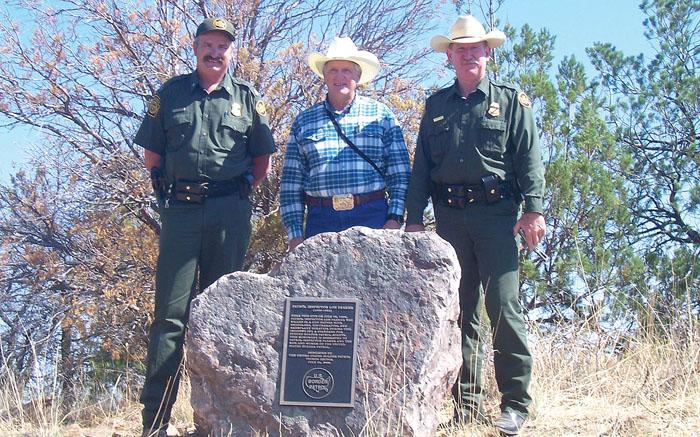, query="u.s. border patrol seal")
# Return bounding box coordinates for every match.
[147,95,160,118]
[255,100,267,116]
[518,91,532,108]
[302,368,334,399]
